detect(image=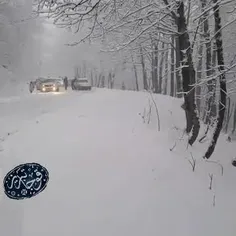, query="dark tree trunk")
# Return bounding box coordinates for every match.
[152,41,159,93]
[204,0,227,159]
[108,72,112,89]
[232,103,236,134]
[101,75,105,88]
[121,81,126,90]
[97,74,102,87]
[159,42,165,93]
[163,46,168,95]
[170,35,175,97]
[196,21,203,115]
[95,74,98,87]
[90,70,94,87]
[177,1,200,145]
[151,47,154,90]
[211,42,217,117]
[175,36,182,98]
[131,55,139,91]
[111,73,115,89]
[201,0,215,125]
[140,46,148,90]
